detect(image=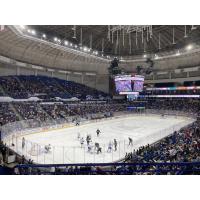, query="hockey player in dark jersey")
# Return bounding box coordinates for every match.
[96,128,101,137]
[114,139,117,151]
[86,134,91,146]
[128,137,133,146]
